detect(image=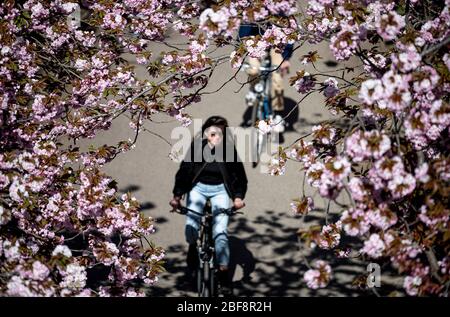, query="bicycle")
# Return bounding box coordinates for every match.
[170,200,242,297]
[242,49,280,168]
